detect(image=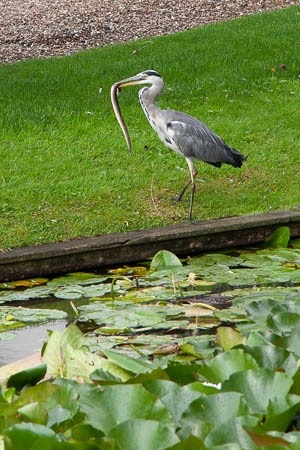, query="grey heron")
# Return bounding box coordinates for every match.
[111,70,246,221]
